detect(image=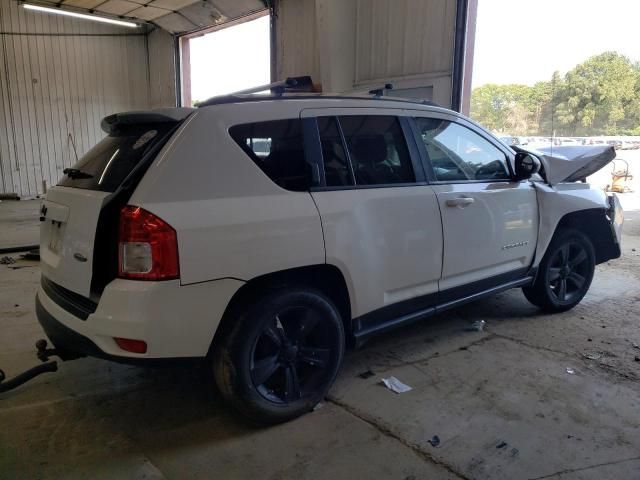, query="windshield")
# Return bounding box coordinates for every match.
[58,125,173,192]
